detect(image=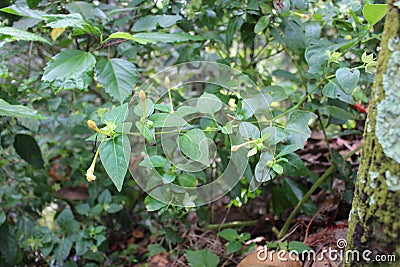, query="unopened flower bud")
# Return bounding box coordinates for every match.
[139,90,146,102]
